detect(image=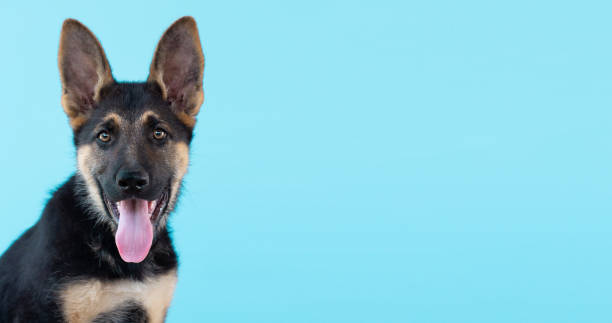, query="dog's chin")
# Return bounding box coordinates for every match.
[101,189,169,263]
